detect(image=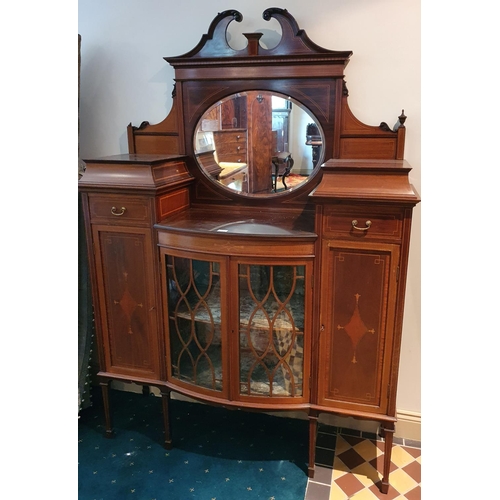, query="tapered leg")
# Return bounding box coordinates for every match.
[380,422,395,494]
[308,410,319,478]
[99,380,114,438]
[161,389,173,450]
[142,385,150,396]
